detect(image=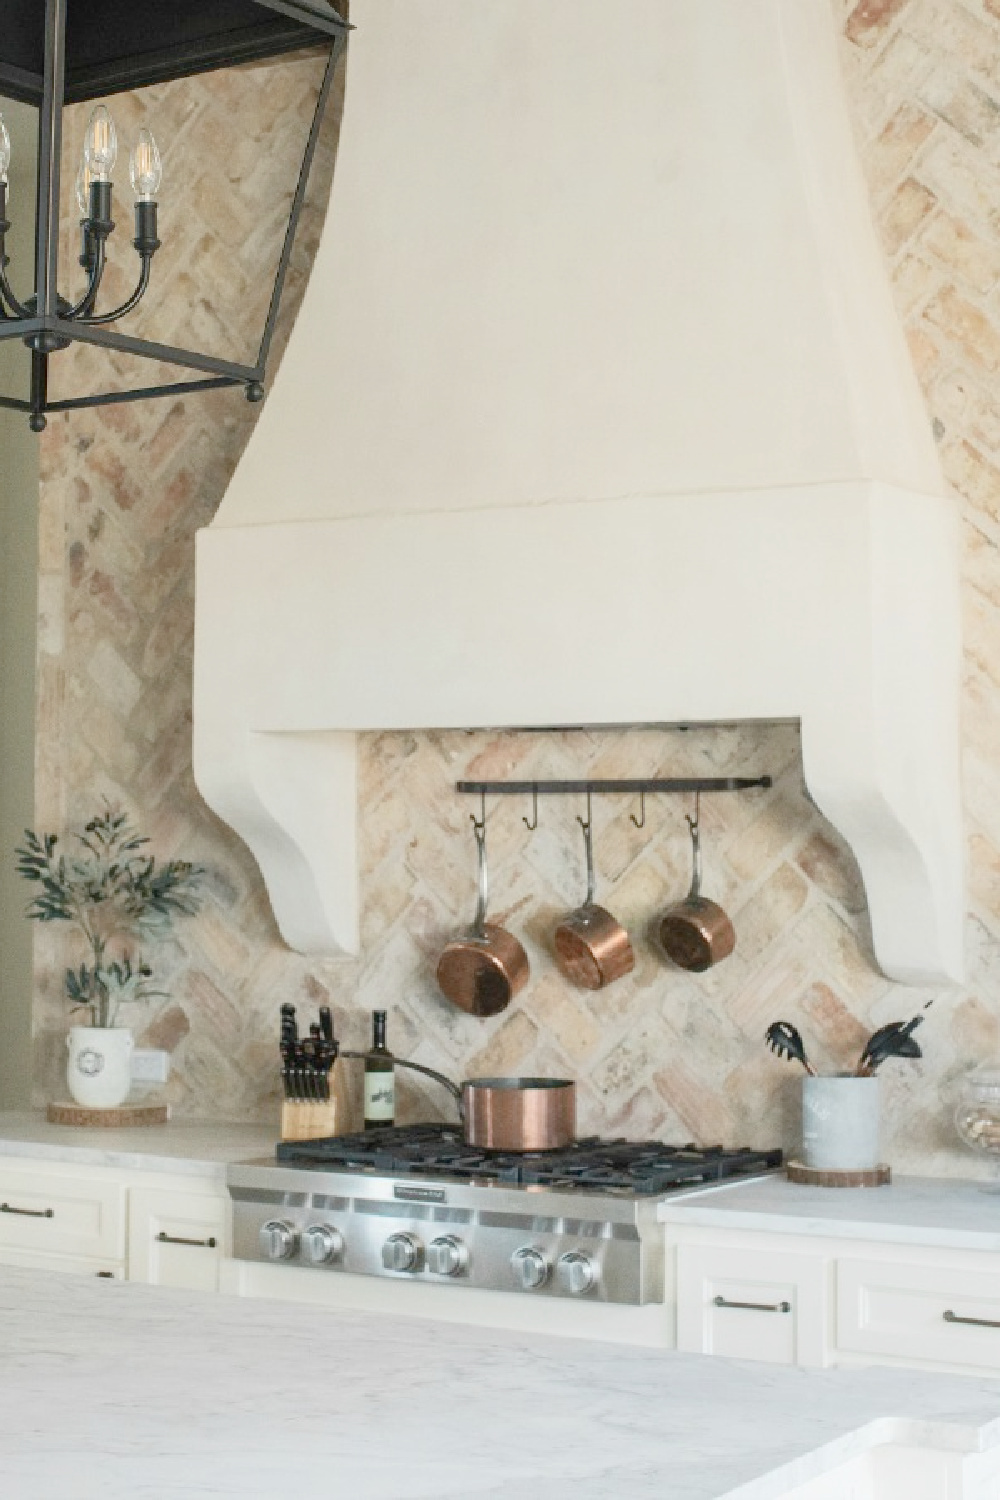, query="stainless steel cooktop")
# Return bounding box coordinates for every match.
[228,1126,782,1306]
